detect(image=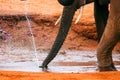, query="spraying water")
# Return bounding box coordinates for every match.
[22,0,39,66]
